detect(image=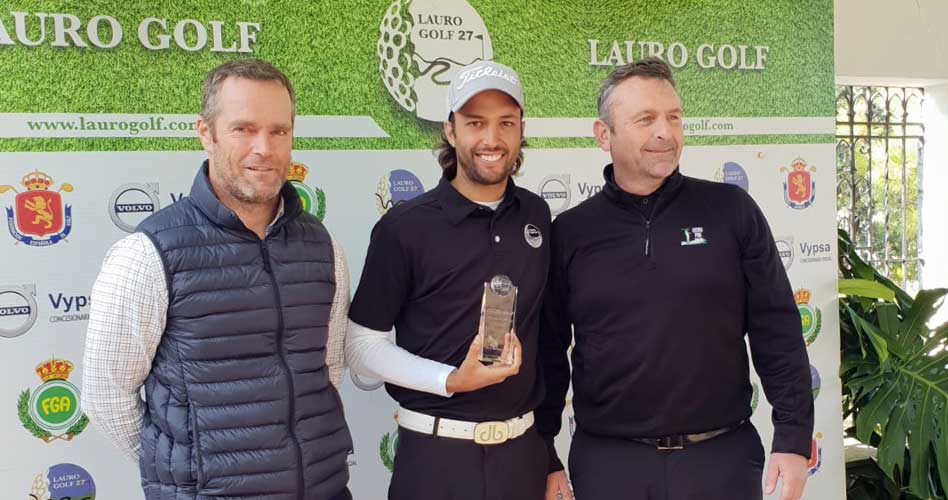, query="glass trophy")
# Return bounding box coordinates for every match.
[478,274,518,363]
